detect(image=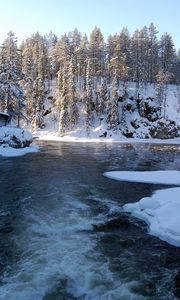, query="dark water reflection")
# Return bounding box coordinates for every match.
[0,141,179,299]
